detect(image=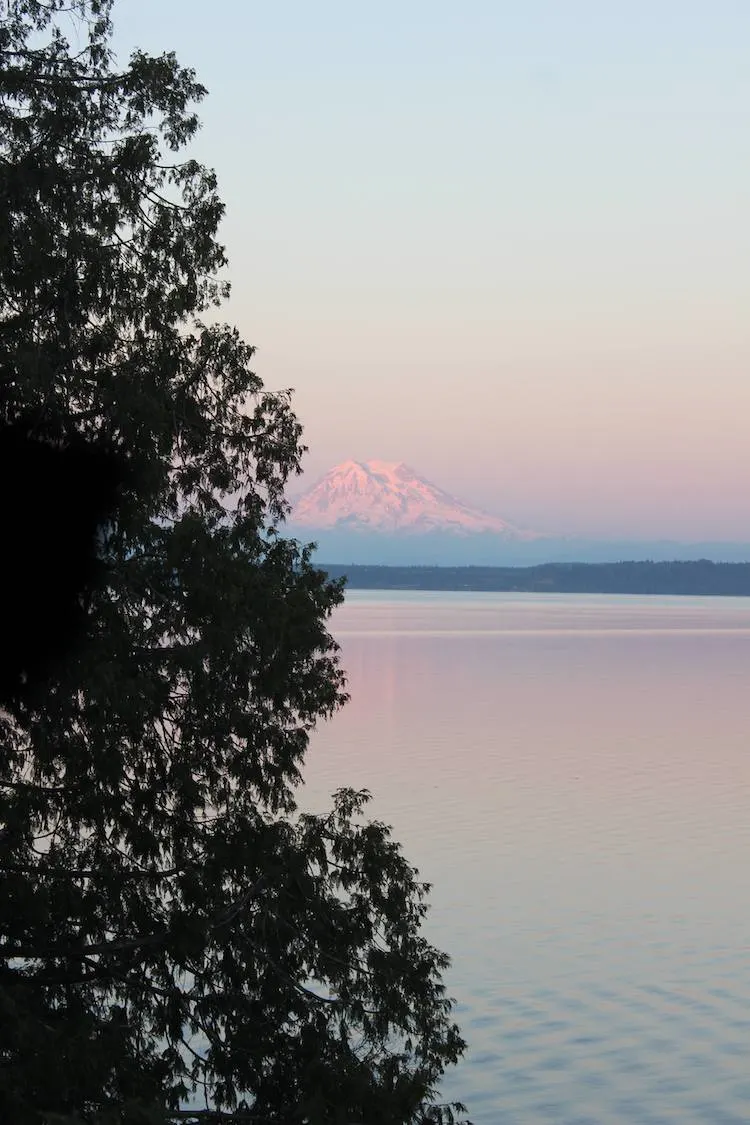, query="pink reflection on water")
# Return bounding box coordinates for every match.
[303,594,750,1122]
[305,594,750,922]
